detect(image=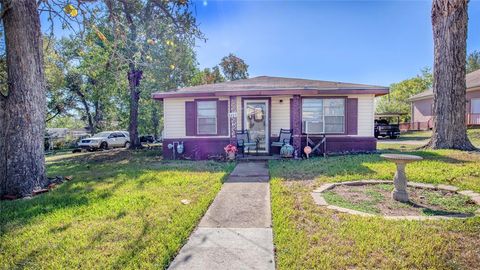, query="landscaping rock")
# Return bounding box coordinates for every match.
[437,184,459,192]
[311,193,328,206]
[181,199,191,205]
[326,205,375,217]
[313,183,336,193]
[458,190,476,196]
[408,182,436,189]
[470,196,480,205]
